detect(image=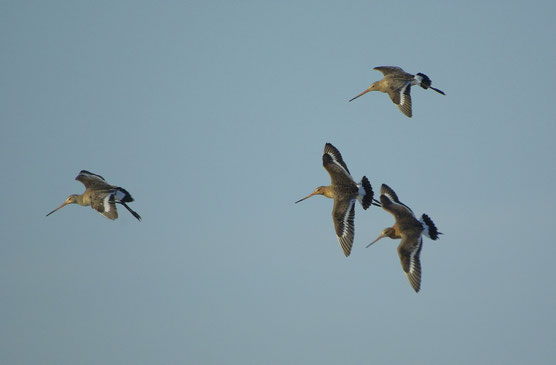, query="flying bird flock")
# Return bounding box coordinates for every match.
[47,66,444,293]
[295,66,444,292]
